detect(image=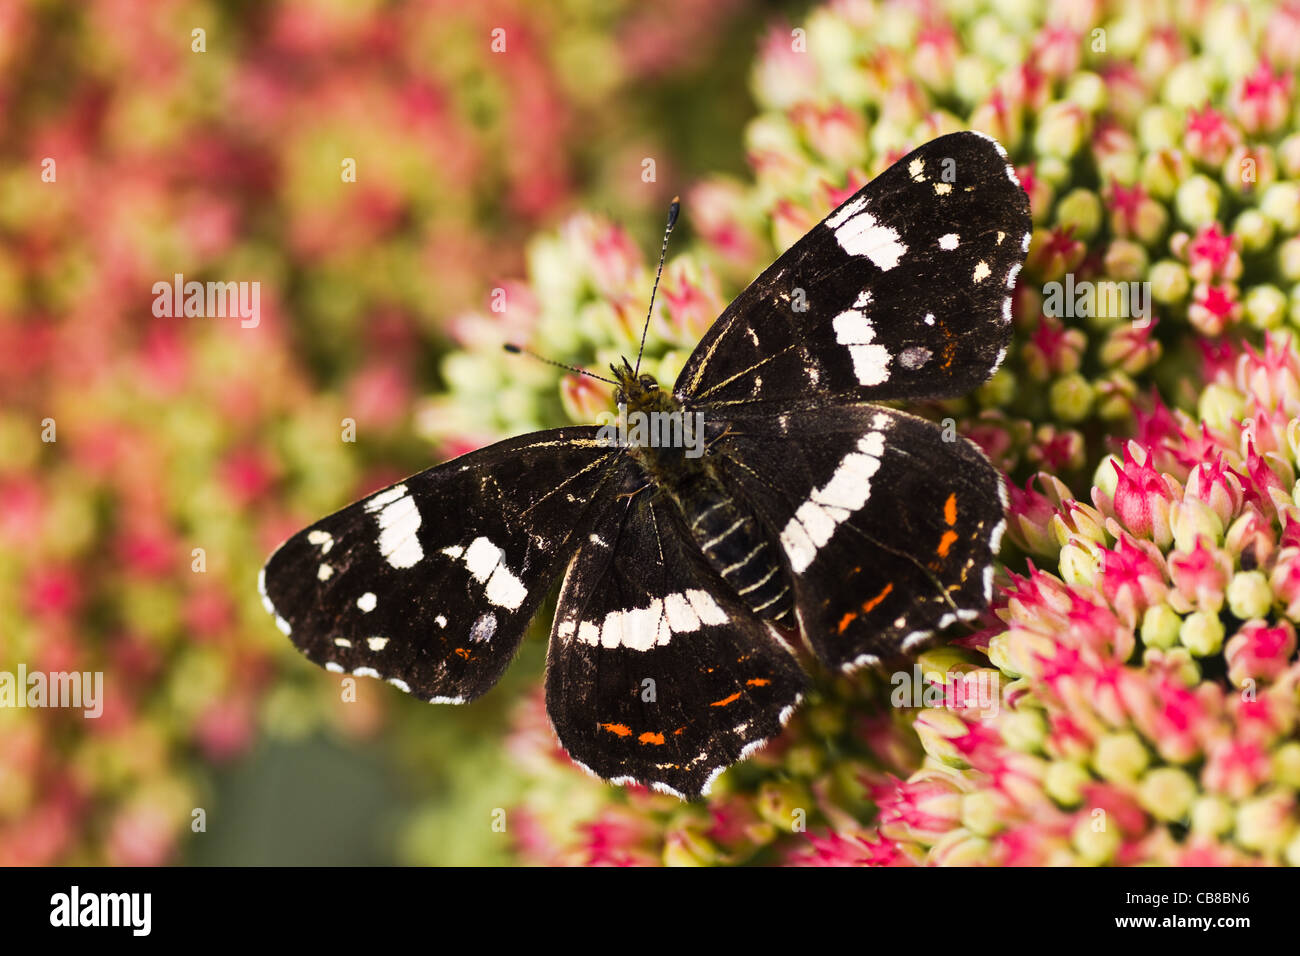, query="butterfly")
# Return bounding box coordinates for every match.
[260,130,1031,799]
